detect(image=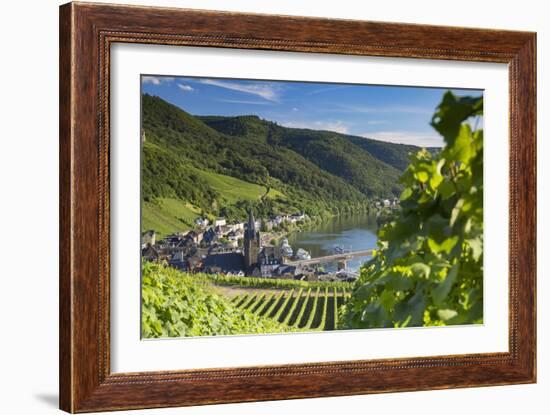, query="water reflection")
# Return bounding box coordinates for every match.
[287,213,378,272]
